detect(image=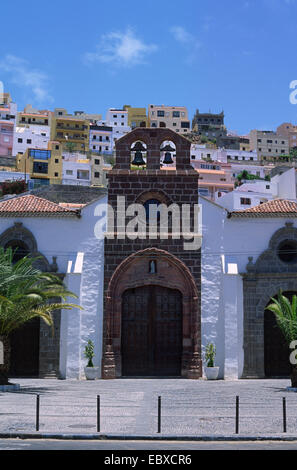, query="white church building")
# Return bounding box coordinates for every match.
[0,191,296,380]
